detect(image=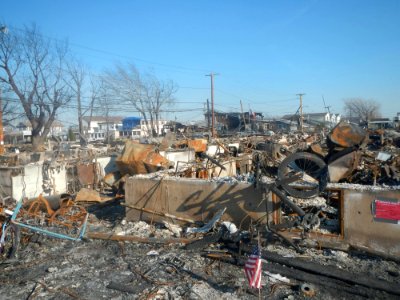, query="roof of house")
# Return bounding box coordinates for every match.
[303,113,329,117]
[281,114,299,120]
[273,119,297,125]
[82,116,124,123]
[369,118,391,123]
[123,116,142,122]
